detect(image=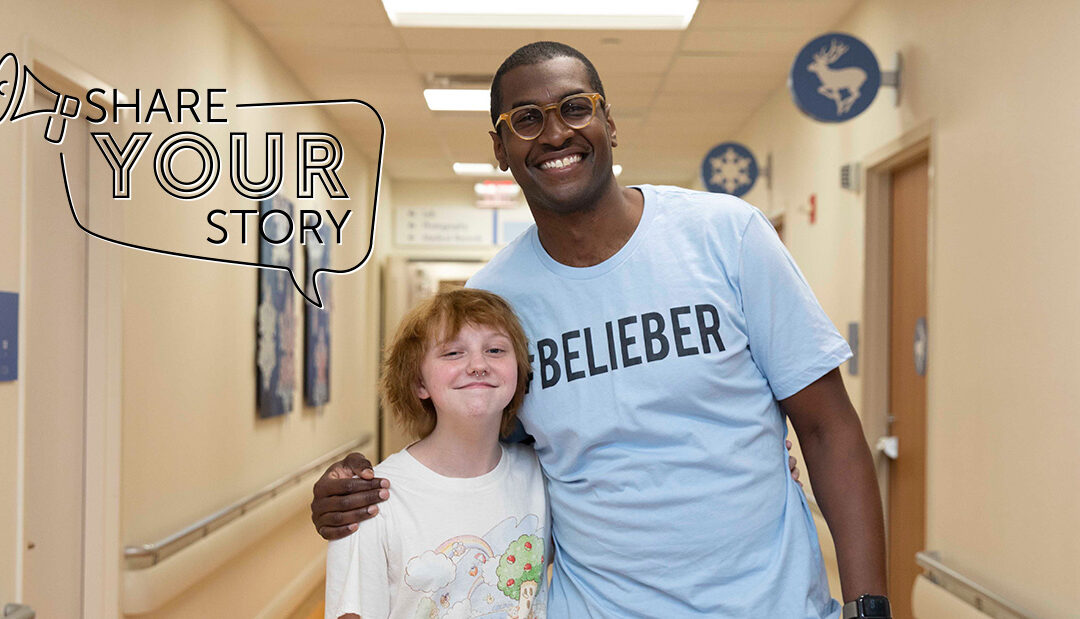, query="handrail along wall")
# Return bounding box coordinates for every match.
[124,435,371,569]
[915,551,1036,619]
